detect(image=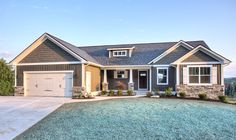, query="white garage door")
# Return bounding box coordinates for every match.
[24,72,73,97]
